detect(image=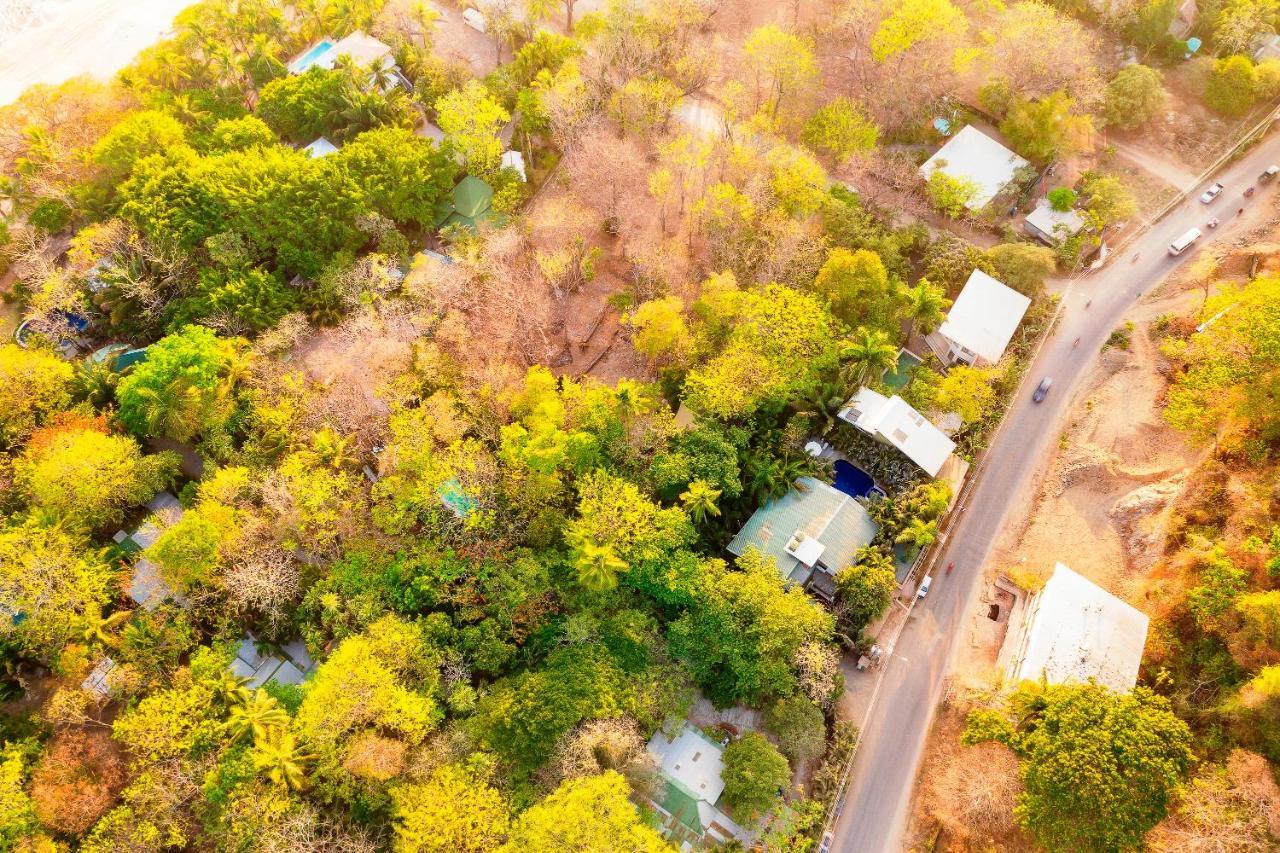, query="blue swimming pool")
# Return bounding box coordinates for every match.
[292,40,335,73]
[833,460,875,498]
